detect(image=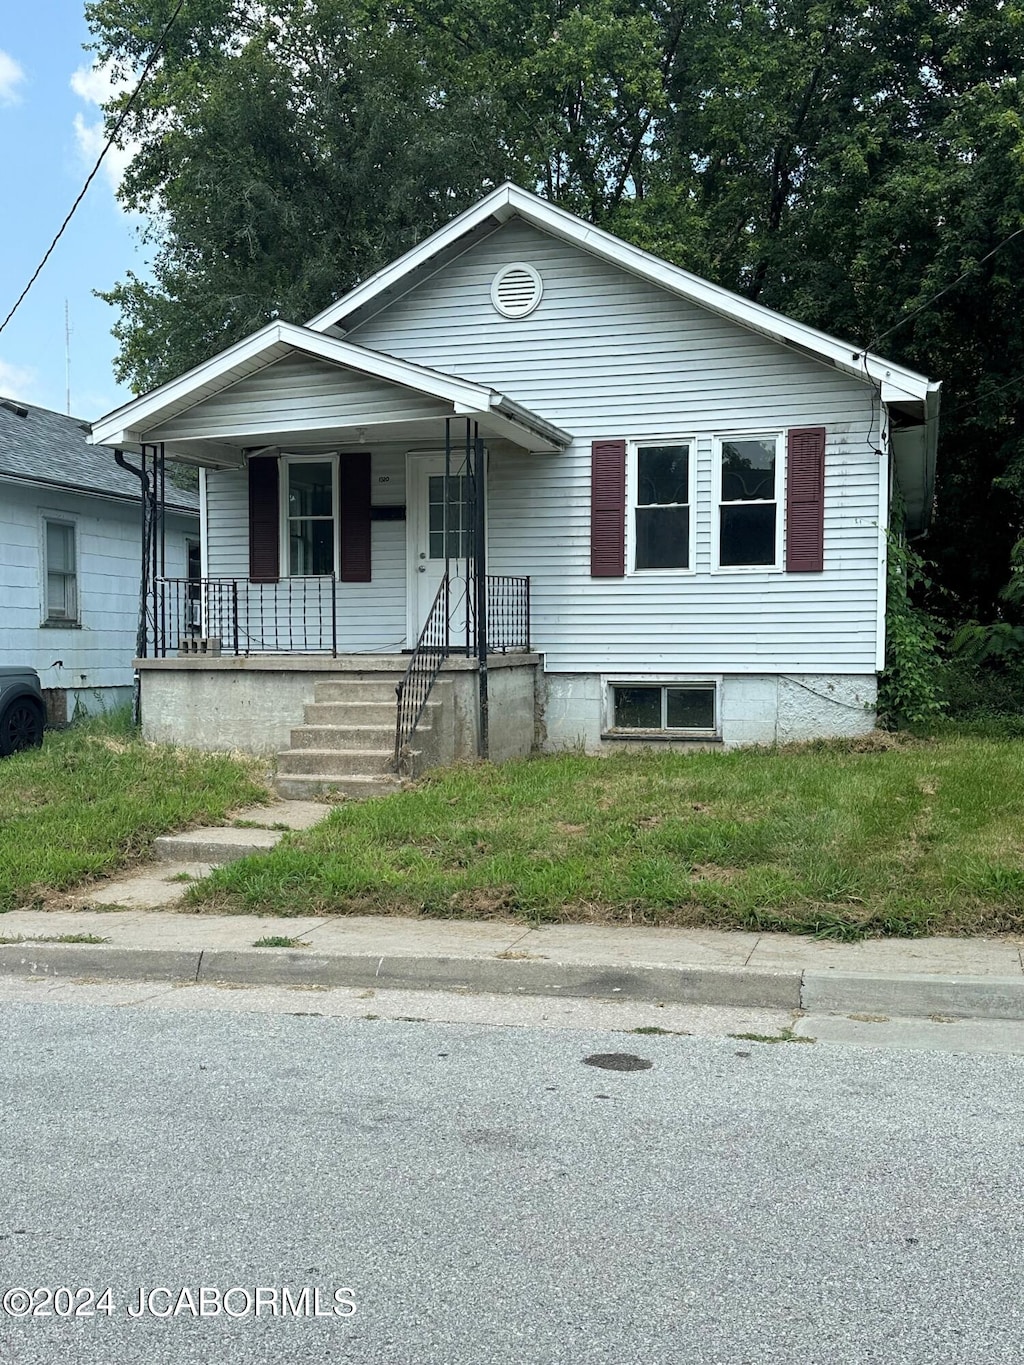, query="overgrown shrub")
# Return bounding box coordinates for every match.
[877,530,945,727]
